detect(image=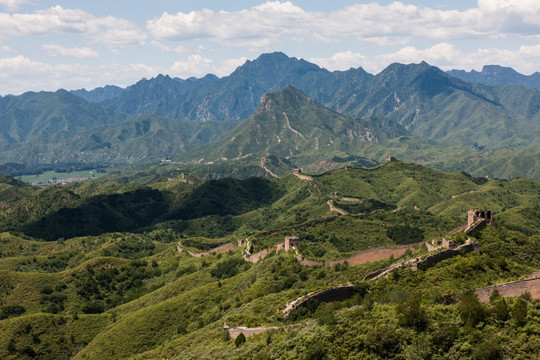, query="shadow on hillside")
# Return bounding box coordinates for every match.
[170,177,285,220]
[21,188,169,241]
[19,177,285,241]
